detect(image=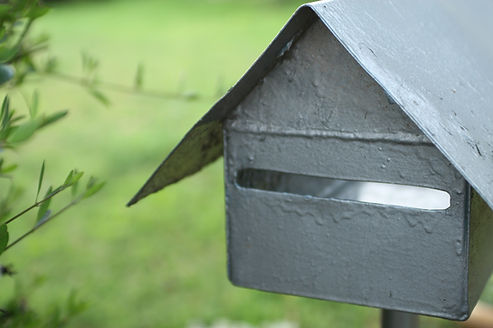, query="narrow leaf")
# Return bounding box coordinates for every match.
[46,185,63,198]
[0,224,8,255]
[67,290,88,316]
[7,119,39,143]
[30,90,39,118]
[40,110,68,128]
[64,169,74,186]
[71,180,79,199]
[88,88,110,106]
[84,177,104,199]
[1,164,18,173]
[36,186,52,224]
[1,96,10,129]
[81,52,88,72]
[65,170,83,186]
[44,57,58,73]
[34,209,51,228]
[182,91,199,101]
[72,171,84,184]
[9,114,25,124]
[134,63,144,90]
[84,182,104,198]
[0,46,18,64]
[86,176,96,189]
[0,164,18,174]
[27,6,50,20]
[36,160,45,202]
